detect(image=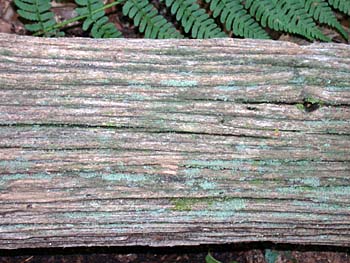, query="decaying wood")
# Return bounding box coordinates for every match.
[0,33,349,249]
